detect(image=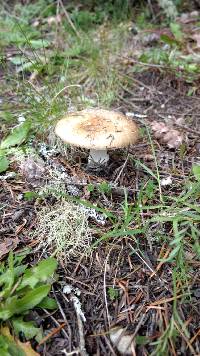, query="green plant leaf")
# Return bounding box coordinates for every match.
[18,258,57,290]
[0,253,15,299]
[135,335,149,345]
[37,296,57,310]
[0,285,51,320]
[0,121,31,149]
[0,334,25,356]
[12,318,43,341]
[0,264,27,299]
[29,39,50,49]
[0,155,9,173]
[192,165,200,182]
[170,22,183,41]
[108,287,119,301]
[16,285,51,313]
[23,191,39,200]
[160,34,179,46]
